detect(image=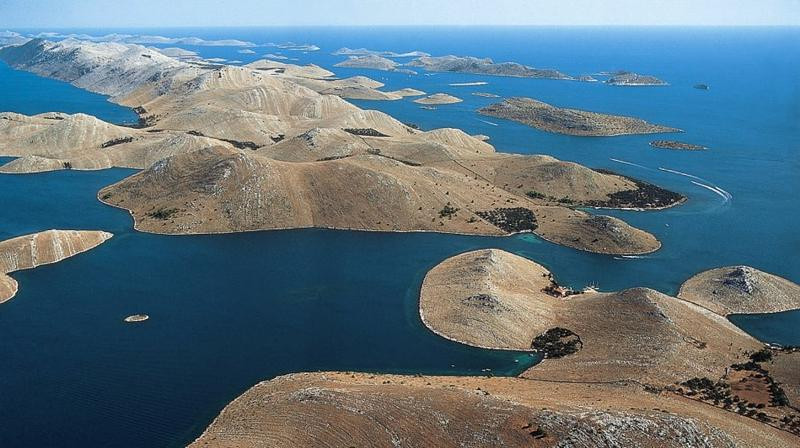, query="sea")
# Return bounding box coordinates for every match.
[0,26,798,447]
